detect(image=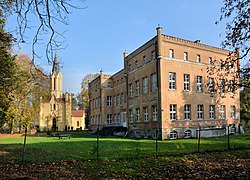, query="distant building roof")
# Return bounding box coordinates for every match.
[72,110,85,117]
